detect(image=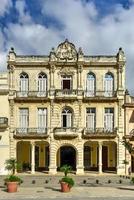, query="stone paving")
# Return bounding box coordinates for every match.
[0,174,134,199]
[0,185,134,199]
